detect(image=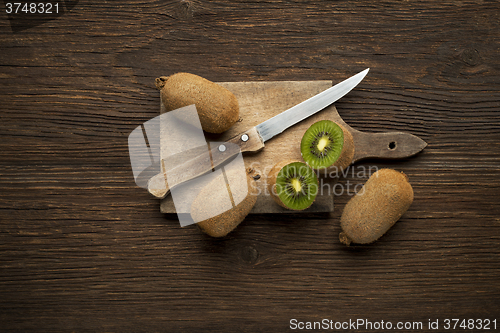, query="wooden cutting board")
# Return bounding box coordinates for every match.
[160,80,338,214]
[159,79,426,214]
